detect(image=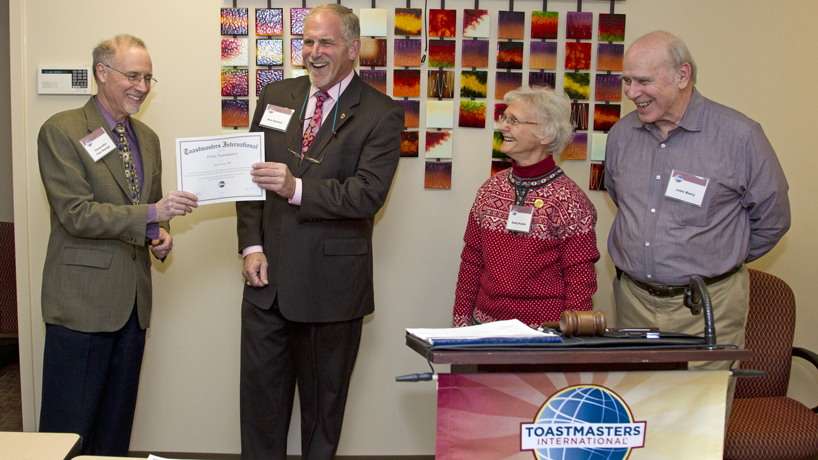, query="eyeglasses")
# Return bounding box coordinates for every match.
[498,114,538,127]
[104,64,158,87]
